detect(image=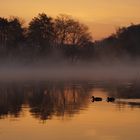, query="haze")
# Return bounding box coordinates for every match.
[0,61,139,82]
[0,0,140,39]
